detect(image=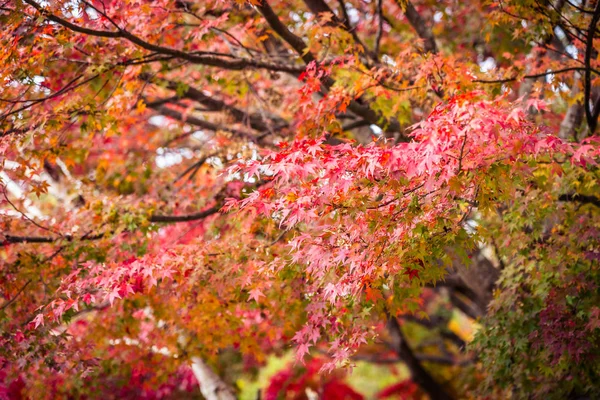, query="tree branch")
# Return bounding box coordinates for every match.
[473,67,595,84]
[374,0,384,58]
[395,0,438,53]
[4,233,105,244]
[256,0,315,65]
[150,205,221,223]
[341,119,371,131]
[302,0,373,61]
[190,357,236,400]
[559,73,584,139]
[152,79,288,133]
[153,105,259,142]
[4,205,222,244]
[399,314,466,349]
[257,0,403,135]
[449,291,483,320]
[1,279,32,310]
[584,0,600,133]
[23,0,304,74]
[352,352,470,366]
[386,314,455,400]
[558,193,600,208]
